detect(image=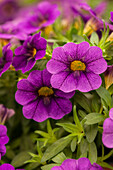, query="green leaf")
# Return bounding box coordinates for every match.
[35,131,49,138]
[70,137,77,152]
[56,123,79,133]
[41,137,72,163]
[91,95,100,113]
[84,113,105,125]
[90,32,99,45]
[73,105,83,131]
[96,87,111,107]
[74,92,91,113]
[11,151,31,168]
[84,124,98,143]
[41,164,60,170]
[78,110,87,118]
[52,152,67,164]
[80,138,88,156]
[25,162,40,170]
[88,142,97,164]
